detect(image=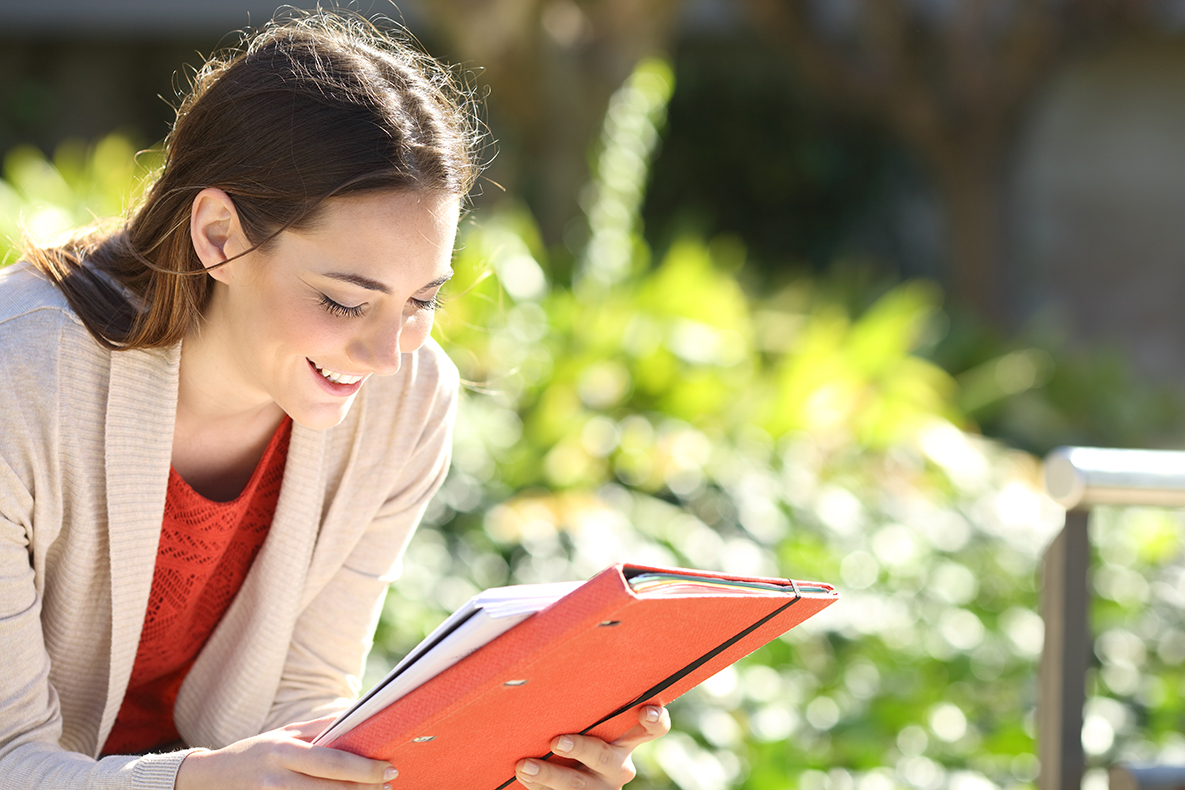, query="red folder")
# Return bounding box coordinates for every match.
[324,563,838,789]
